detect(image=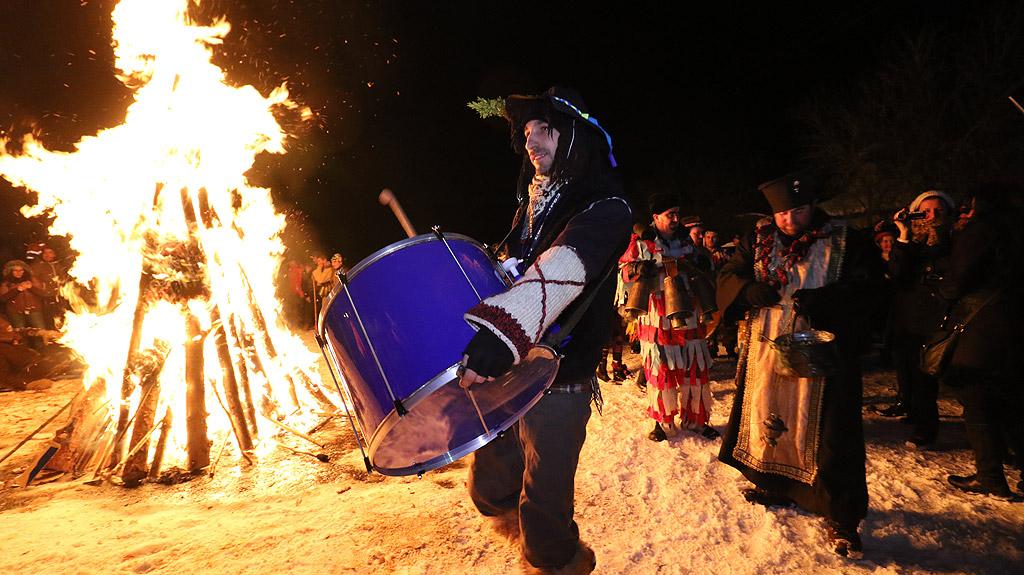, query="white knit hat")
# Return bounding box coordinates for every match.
[909,190,955,212]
